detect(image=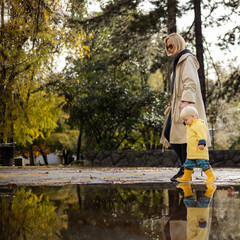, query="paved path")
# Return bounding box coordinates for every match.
[0,166,240,186]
